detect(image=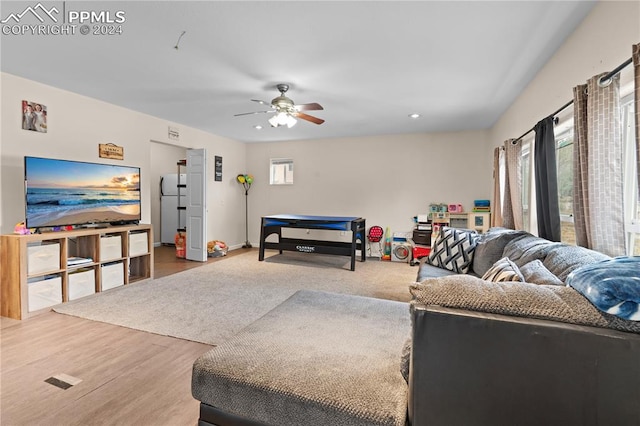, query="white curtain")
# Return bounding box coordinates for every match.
[634,43,640,198]
[572,73,626,256]
[491,147,504,227]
